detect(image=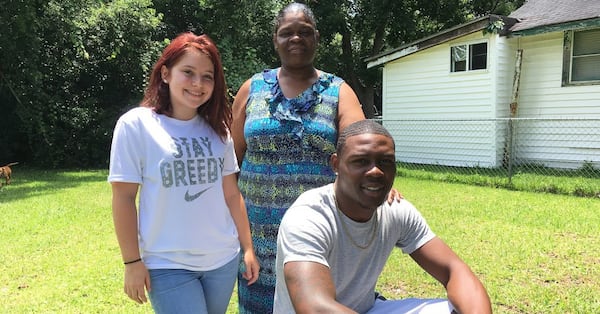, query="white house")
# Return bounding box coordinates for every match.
[366,0,600,170]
